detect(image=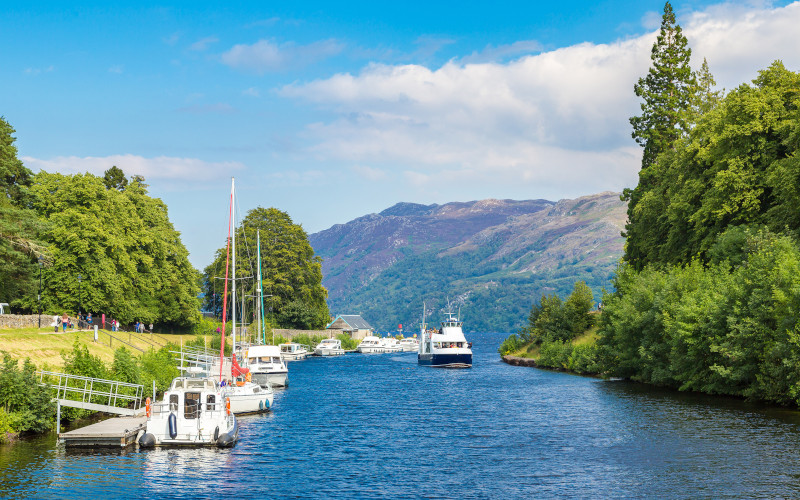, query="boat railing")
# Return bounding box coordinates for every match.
[149,400,228,419]
[37,370,144,416]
